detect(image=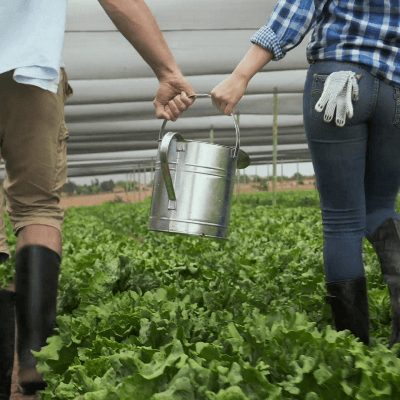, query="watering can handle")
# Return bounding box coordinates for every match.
[160,131,185,203]
[158,94,240,159]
